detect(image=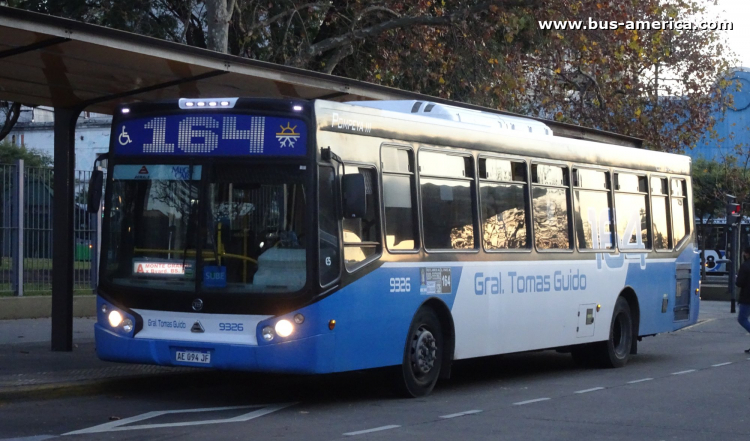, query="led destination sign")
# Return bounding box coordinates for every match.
[115,114,307,156]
